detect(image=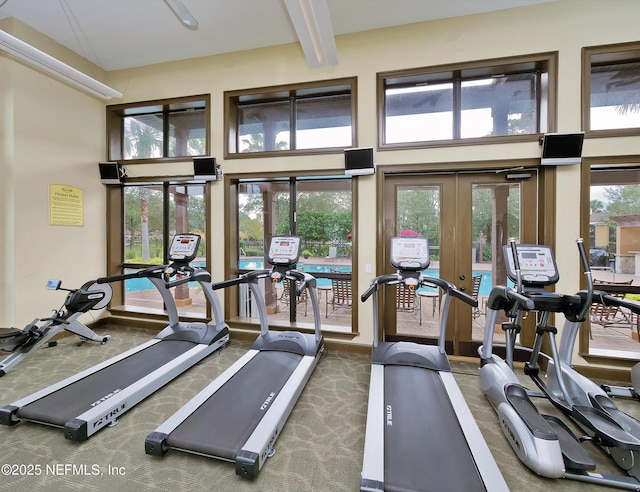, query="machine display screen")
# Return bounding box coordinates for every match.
[169,234,201,262]
[267,236,301,266]
[504,244,559,286]
[390,236,430,271]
